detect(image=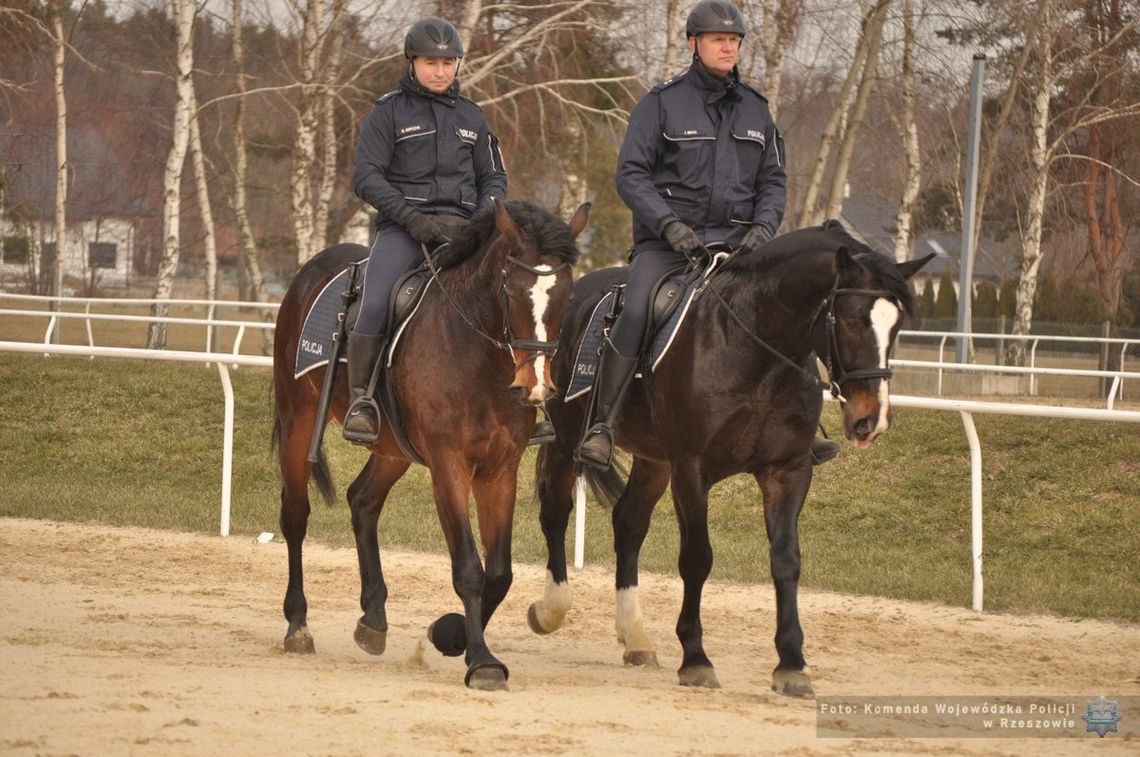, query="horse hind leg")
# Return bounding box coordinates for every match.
[613,457,670,668]
[348,454,411,656]
[527,443,577,635]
